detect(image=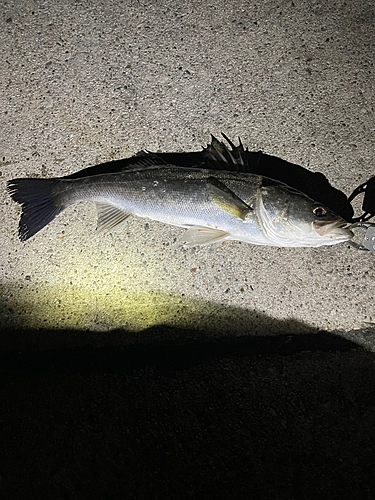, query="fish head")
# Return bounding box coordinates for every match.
[257,185,354,247]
